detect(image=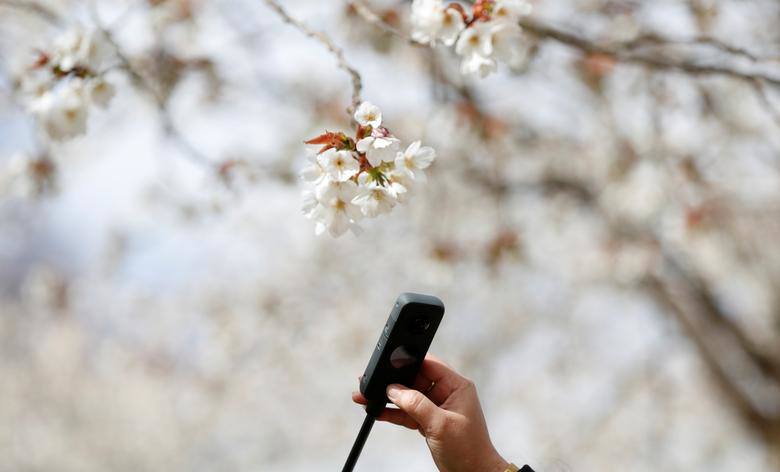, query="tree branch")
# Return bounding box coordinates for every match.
[517,18,780,88]
[0,0,60,24]
[348,0,424,47]
[616,31,774,64]
[91,6,212,167]
[264,0,363,115]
